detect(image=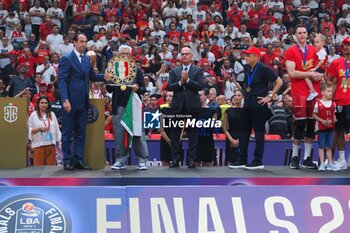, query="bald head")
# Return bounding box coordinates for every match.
[180,47,193,66]
[217,95,226,105]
